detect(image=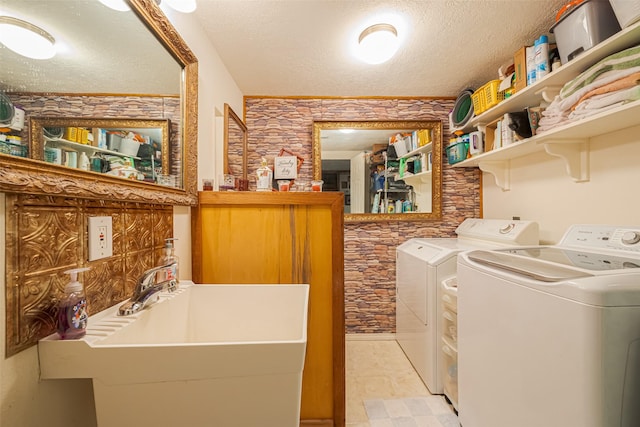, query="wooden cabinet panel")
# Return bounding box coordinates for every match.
[193,192,345,427]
